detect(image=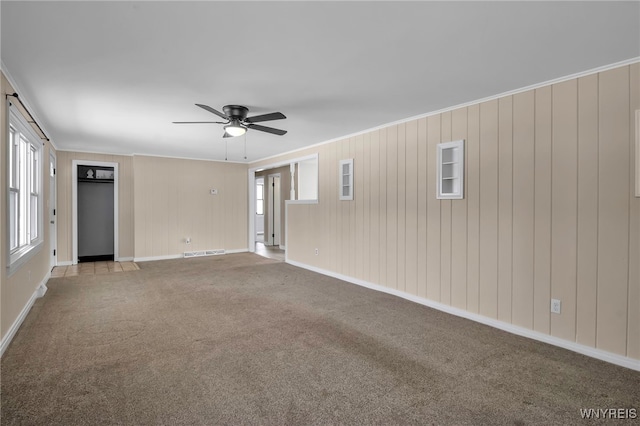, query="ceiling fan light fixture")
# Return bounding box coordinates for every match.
[224,121,247,137]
